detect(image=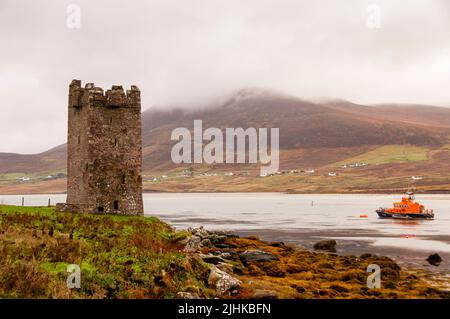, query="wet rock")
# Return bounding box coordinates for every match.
[268,241,285,248]
[200,253,225,265]
[216,262,234,274]
[208,265,242,295]
[183,236,202,253]
[176,292,201,299]
[200,238,212,247]
[215,243,230,249]
[210,230,239,238]
[210,250,222,256]
[252,289,278,299]
[360,253,372,259]
[293,285,306,293]
[219,252,232,260]
[239,250,279,266]
[209,234,227,245]
[313,240,336,252]
[426,253,442,266]
[188,226,210,239]
[219,251,238,261]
